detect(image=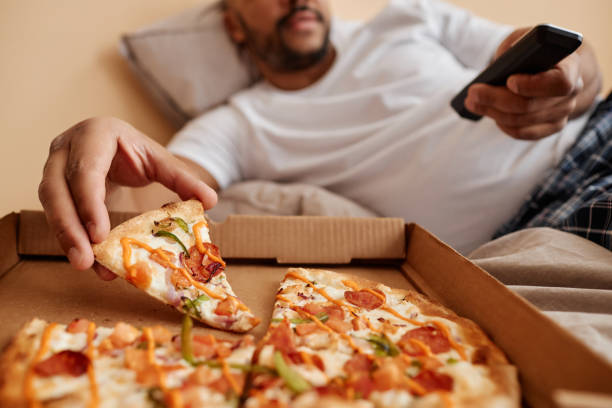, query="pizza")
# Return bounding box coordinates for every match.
[92,200,260,333]
[0,317,256,408]
[245,268,520,408]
